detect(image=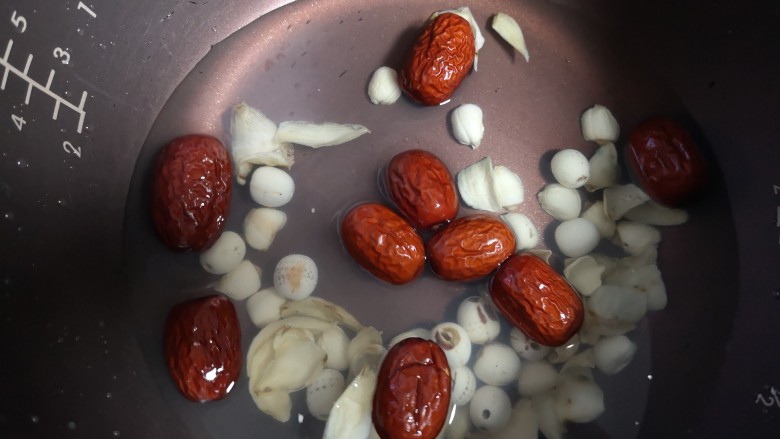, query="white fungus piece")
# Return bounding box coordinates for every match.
[509,327,551,361]
[275,121,370,149]
[431,322,472,368]
[491,12,530,62]
[589,253,619,278]
[532,390,564,439]
[388,328,431,347]
[537,184,582,220]
[273,254,318,300]
[554,218,600,258]
[606,263,667,311]
[367,66,401,105]
[593,335,637,375]
[500,213,539,251]
[215,260,262,301]
[451,103,485,149]
[457,157,502,212]
[614,221,661,256]
[581,105,619,145]
[250,166,295,208]
[317,325,351,371]
[585,142,619,192]
[230,102,294,185]
[246,287,286,327]
[493,165,525,209]
[348,344,386,379]
[322,366,377,439]
[625,200,689,226]
[547,334,580,364]
[451,366,478,406]
[517,361,558,396]
[244,208,287,251]
[603,184,650,220]
[581,201,616,239]
[347,326,383,365]
[199,231,246,274]
[445,406,472,439]
[473,342,522,386]
[456,296,501,344]
[563,255,605,296]
[470,386,512,432]
[550,149,590,189]
[306,368,347,421]
[589,285,648,328]
[555,369,605,423]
